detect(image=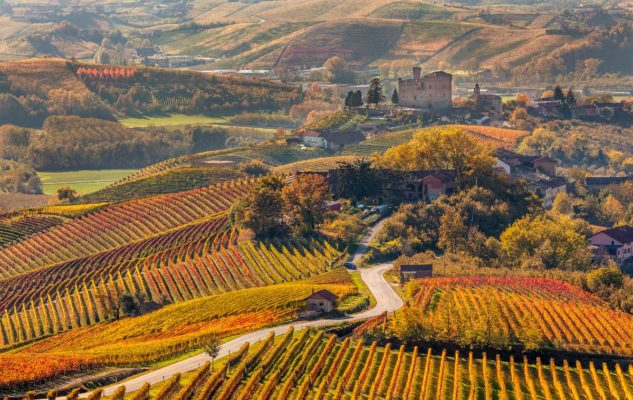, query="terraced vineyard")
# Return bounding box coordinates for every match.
[0,178,255,280]
[454,125,528,150]
[0,232,345,346]
[97,143,329,198]
[400,276,633,356]
[119,329,633,400]
[272,156,361,174]
[80,166,247,203]
[0,269,357,390]
[0,214,67,248]
[341,130,414,156]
